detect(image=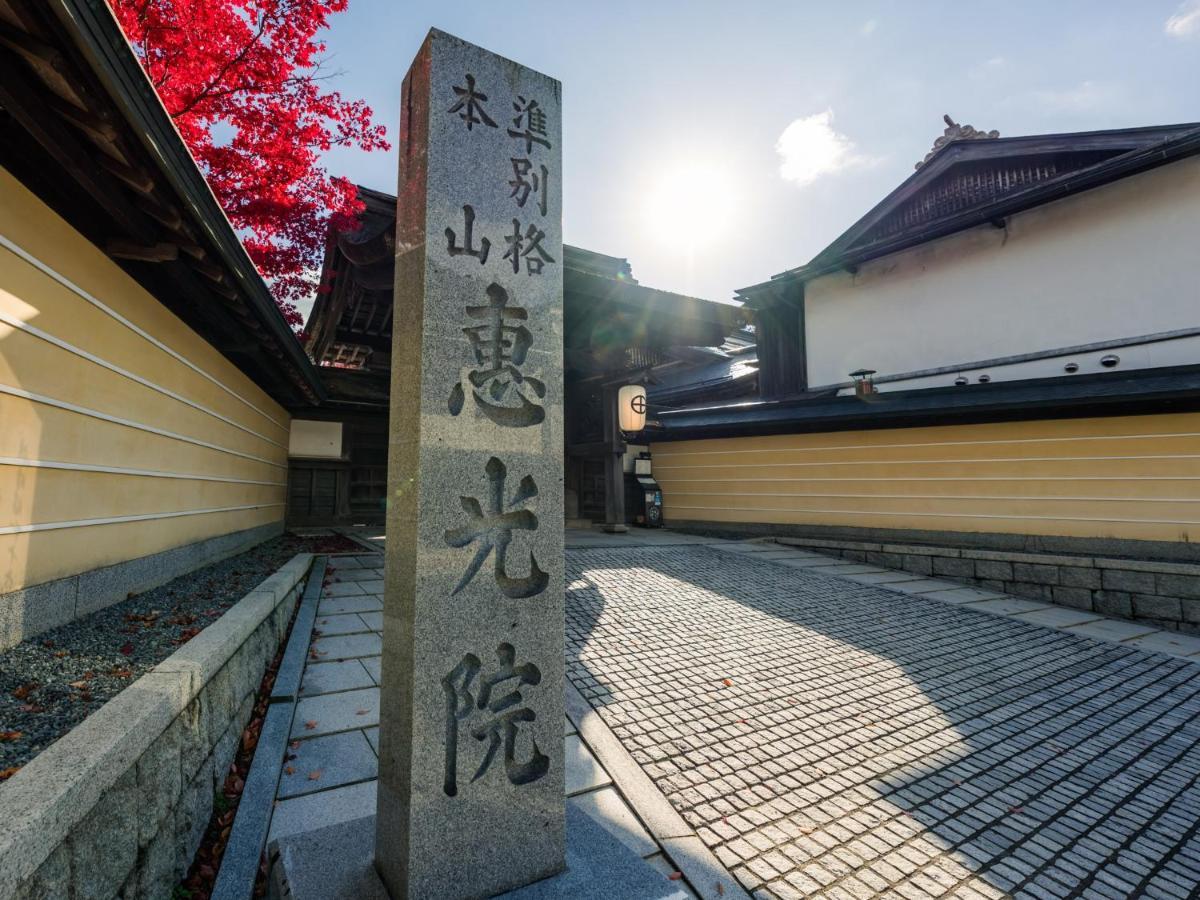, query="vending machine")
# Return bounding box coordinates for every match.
[624,452,664,527]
